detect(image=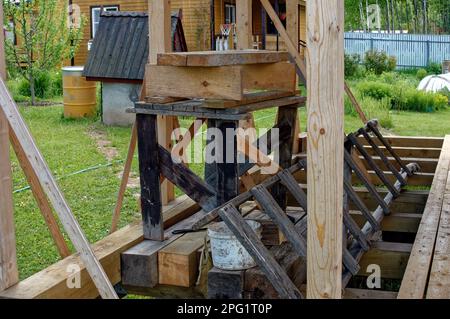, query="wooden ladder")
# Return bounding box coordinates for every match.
[211,120,418,299]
